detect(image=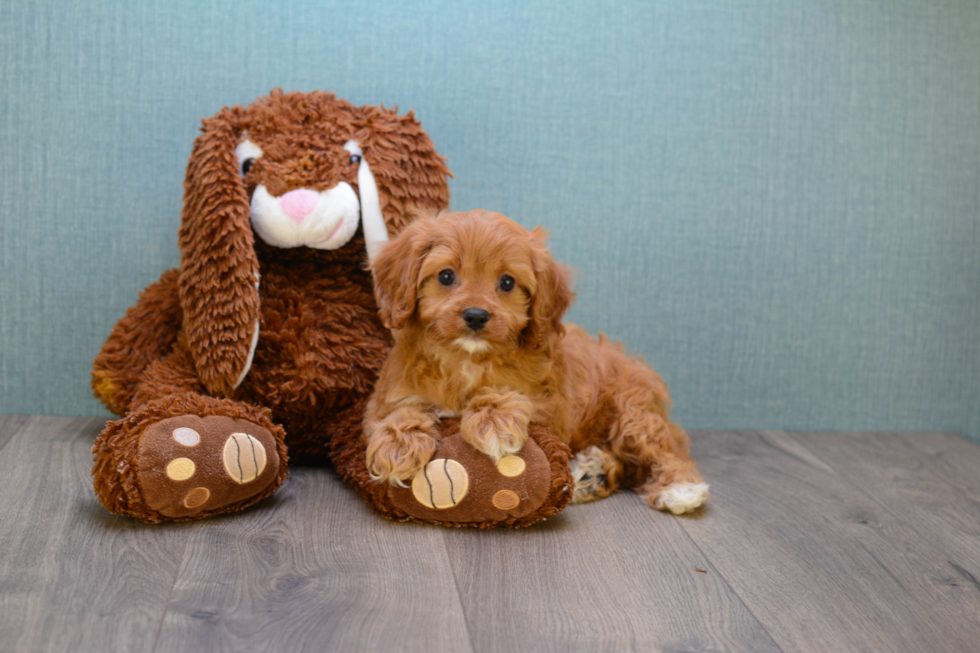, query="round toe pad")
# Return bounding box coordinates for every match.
[136,415,281,519]
[389,427,553,524]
